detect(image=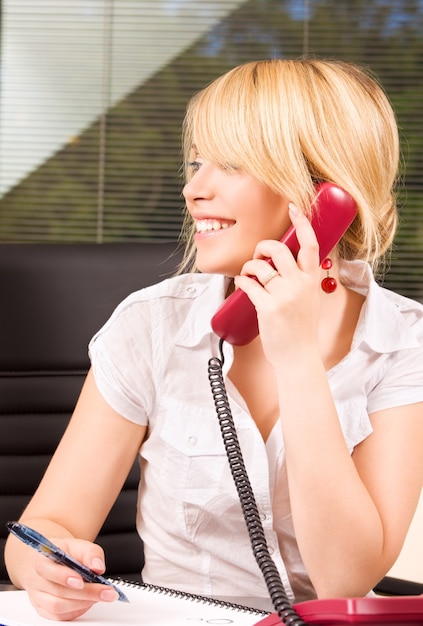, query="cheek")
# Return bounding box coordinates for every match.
[236,186,290,238]
[239,205,290,245]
